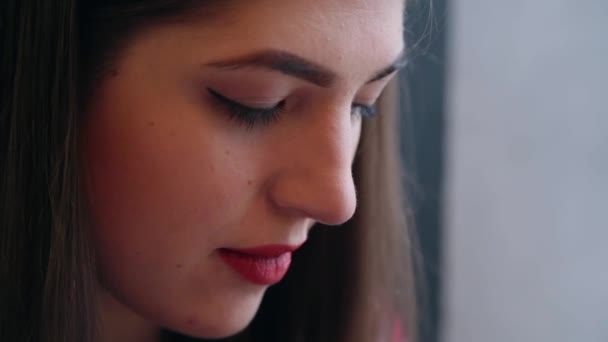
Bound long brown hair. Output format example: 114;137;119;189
0;1;418;341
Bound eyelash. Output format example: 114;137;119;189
208;89;284;129
208;88;377;129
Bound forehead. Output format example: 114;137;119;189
185;0;405;80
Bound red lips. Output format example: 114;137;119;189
218;244;302;285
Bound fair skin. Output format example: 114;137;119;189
83;0;404;341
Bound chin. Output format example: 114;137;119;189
187;311;257;339
168;288;265;339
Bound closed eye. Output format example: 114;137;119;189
352;103;377;118
208;88;284;129
208;88;378;130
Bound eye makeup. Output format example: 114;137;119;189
208;88;285;129
207;88;378;130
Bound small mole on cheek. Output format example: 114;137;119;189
176;264;183;269
147;121;155;127
225;150;231;156
135;251;141;256
247;180;253;186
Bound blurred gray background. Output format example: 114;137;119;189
402;1;608;341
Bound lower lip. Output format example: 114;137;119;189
218;249;292;285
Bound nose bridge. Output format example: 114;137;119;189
269;106;358;226
303;109;352;168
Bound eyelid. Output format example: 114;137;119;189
209;87;377;125
207;88;285;129
207;88;281;111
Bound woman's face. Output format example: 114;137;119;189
84;0;404;339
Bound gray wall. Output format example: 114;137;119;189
442;0;608;341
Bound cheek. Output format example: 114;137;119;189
84;114;227;255
82;83;270;335
81;76;259;302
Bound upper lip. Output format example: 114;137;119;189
220;243;304;258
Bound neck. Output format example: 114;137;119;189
96;287;161;342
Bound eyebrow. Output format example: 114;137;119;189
206;48;407;88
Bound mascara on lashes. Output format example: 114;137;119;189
207;88;378;129
208;88;284;128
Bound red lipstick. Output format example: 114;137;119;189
218;244;301;285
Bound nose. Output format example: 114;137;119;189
267;107;359;226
